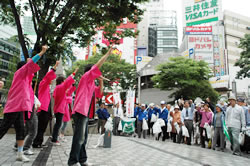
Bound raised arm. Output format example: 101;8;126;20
53;61;60;71
96;47;113;69
32;45;48;63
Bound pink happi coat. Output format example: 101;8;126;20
37;69;56;112
53;76;75;115
4;60;40;114
63;85;76;122
73;65;103;118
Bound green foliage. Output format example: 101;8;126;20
0;0;148;84
235;34;250;78
66;52;136;92
152;57;219;103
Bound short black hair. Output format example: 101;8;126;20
84;64;94;73
56;76;65;85
17;61;26;71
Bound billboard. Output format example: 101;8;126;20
209;75;229;89
186;26;212;35
212;25;226;76
183;0;222;26
188;35;214;64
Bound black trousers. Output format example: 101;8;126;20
158;126;167;141
184;120;193;145
200;127;208;147
33;110;50;146
172;132;182;143
52;113;64;142
0;112;25;140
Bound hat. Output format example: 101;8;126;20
105;103;109;106
174;105;180;110
216;104;224;111
237;98;245;102
228;95;236;101
149;103;155;107
141;104;146;107
160;101;166;105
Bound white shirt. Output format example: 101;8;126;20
113;106;123;118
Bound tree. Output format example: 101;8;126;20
66;52;136;93
152;57;219;103
235;34;250;79
0;0;147;83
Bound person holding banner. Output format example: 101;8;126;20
225;95;246;156
68;47;112;166
137;104;148;139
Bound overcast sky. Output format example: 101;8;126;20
164;0;250;46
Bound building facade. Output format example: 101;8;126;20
224;10;250;99
0;39;20;80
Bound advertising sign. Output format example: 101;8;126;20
209;75;229;89
126;89;135;118
186;26;212;35
188;35;213;64
183;0;222;26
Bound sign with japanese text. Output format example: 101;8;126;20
188;35;214;64
186;26;212;35
126;88;135;118
212;25;226;76
183;0;222;26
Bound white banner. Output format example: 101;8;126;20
126;89;135;118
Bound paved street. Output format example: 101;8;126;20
0;134;249;166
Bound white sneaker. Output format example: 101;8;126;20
16;152;30;162
61;137;68;142
70;163;81;166
24;149;34;155
52;141;61;146
82;161;93;166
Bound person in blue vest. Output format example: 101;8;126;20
137;104;148;139
147;103;158;135
157;101;169;141
134;103;139;133
96;103;110;134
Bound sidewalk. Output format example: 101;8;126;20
0;134;249;166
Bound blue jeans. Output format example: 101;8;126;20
52;113;63;142
68;113;89;165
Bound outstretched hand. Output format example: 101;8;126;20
74;67;79;74
42;45;48;53
53;61;60;70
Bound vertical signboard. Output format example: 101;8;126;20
186;26;213;65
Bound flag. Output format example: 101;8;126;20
223;119;231;143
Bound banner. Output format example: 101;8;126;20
126;88;135;118
183;0;222;26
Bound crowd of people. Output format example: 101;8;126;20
127;97;249;156
95;96;249;156
0;45;114;166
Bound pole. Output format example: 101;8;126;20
138;75;141;104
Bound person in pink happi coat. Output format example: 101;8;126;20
32;61;59;148
68;47;113;166
51;68;78;145
59;85;76;142
0;45;48;162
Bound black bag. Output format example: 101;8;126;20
240;133;250;153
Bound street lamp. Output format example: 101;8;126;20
232;79;237;97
